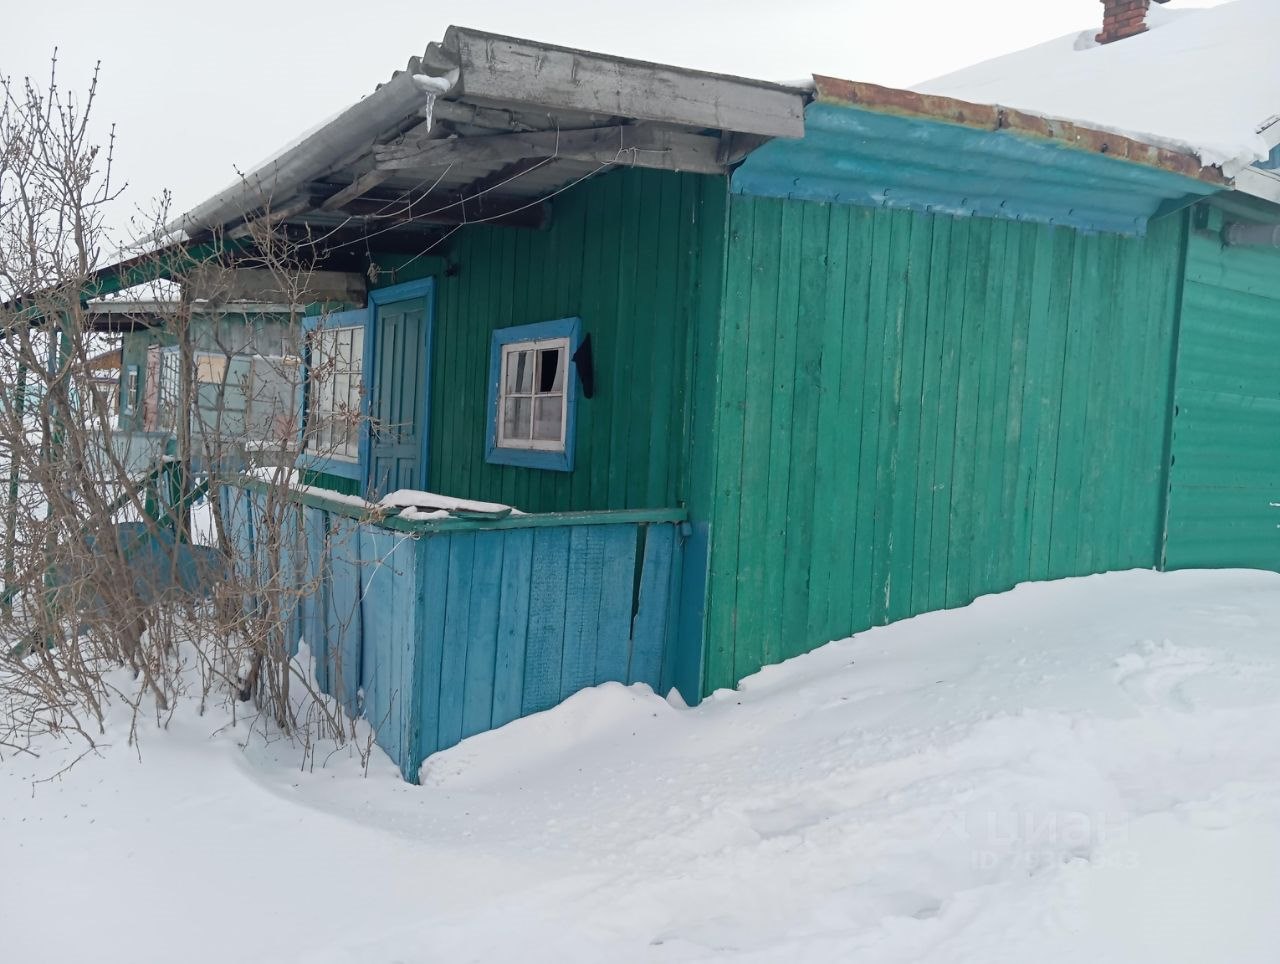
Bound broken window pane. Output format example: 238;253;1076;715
537;347;563;393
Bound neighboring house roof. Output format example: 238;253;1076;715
84;347;122;373
917;0;1280;186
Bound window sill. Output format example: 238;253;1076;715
485;443;574;473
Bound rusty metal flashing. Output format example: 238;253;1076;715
812;76;1226;186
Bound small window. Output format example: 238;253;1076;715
306;324;365;462
122;365;139;416
156;347;181;433
486;318;581;472
498;338;569;450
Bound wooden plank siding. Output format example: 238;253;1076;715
370;167;729;516
1164;209;1280;570
222;485;685;781
703;197;1186;693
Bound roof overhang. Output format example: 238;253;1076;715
94;26;808;290
77;299;302;333
732;77;1227;236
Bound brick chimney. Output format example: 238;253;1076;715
1096;0;1169;45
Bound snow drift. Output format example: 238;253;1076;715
4;568;1280;961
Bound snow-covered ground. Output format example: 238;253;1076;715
4;568;1280;962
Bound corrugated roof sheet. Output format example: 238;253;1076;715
733;78;1223;236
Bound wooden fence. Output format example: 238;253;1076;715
220;482;688;780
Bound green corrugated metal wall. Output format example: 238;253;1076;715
1164;211;1280;570
373;167;727;514
703;197;1186;692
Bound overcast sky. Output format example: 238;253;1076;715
7;0;1230;242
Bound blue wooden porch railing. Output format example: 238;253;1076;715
219;481;691;781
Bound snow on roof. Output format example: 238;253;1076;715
916;0;1280;177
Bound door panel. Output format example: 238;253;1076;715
368;297;428;496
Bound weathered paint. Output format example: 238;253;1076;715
220;484;686;781
1164;207;1280;570
810;77;1225;186
366;279;434;494
370;166;728;515
702;195;1186;693
118;328;174;433
114;309;294;435
733;100;1220;236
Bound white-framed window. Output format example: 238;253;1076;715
306;324;365;461
156;347;181;432
497;336;570;451
486;317;580;472
123;365;139;416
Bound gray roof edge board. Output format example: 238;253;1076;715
85;301;304;315
174;69;432;241
439;25;808;97
437;26;808;138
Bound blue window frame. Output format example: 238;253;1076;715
296;308;368;483
486;317;581;472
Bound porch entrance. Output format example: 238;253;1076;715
366;279;434;496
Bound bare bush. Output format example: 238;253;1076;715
0;57;372;770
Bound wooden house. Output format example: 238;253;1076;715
85;298;305;475
90;15;1280;780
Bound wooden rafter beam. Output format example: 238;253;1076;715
226;194;319;239
326;191;551;230
320;169;396;211
374;124;727;176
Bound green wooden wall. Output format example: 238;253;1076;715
372;167;727;515
703;196;1187;692
1164;209;1280;570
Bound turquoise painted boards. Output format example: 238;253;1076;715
367;281;433;496
372;167;729;516
220;485;686;781
703;197;1186;692
1165;212;1280;570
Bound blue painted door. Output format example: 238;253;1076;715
366;281;433;496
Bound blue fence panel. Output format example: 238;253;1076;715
358;527;419;779
300;506;329;688
461;530;505;740
521;527;572;716
560;526;604;701
594;526;638;686
325;516;364;717
414;534;451;768
437;532;475;749
223;485;687;784
630;524;676;686
490;529;534;729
